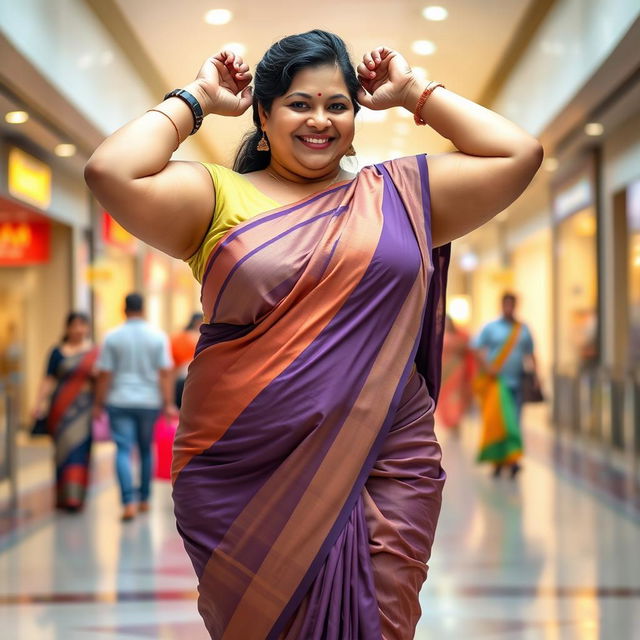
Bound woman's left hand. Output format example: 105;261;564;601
357;47;417;111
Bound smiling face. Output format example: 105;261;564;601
260;64;356;180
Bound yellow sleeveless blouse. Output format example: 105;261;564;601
186;163;280;283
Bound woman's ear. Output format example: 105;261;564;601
258;103;268;129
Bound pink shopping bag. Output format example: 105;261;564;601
154;415;178;480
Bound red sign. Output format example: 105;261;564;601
102;212;137;252
0;220;50;265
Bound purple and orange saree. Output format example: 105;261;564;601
172;155;450;639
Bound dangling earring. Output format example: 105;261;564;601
257;132;270;152
345;143;356;157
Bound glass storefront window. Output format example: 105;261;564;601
555;206;599;374
628;180;640;370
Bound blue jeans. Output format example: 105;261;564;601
107;406;159;505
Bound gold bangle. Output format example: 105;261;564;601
413;82;445;126
146;108;181;149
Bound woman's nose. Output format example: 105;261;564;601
307;111;332;129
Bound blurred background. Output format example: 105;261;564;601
0;1;639;638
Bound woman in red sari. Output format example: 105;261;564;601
435;315;475;433
85;30;542;640
32;312;97;511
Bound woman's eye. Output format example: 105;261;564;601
289;102;308;109
330;103;348;111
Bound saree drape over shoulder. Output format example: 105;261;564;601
172;155;450;640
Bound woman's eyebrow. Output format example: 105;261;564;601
284;92;349;100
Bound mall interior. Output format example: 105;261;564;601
0;1;639;638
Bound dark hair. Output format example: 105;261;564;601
62;311;90;343
185;312;204;331
125;292;144;313
502;292;517;305
233;30;361;174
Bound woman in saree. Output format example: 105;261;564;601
32;312;97;511
435;315;475;434
85;29;542;639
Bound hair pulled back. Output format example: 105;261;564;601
62;311;90;343
233;30;361;174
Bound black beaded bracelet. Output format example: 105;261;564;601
163;89;204;135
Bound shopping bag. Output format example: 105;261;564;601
154;415;178;480
92;410;111;442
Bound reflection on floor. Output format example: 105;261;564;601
1;410;639;639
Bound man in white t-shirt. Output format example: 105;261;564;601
94;293;176;521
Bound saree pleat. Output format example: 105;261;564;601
172;155;450;639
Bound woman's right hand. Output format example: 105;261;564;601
188;51;253;117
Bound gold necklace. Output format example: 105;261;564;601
265;168;344;187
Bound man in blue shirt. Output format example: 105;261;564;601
472;292;539;478
94;293;176;520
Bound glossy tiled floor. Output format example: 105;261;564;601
1;412;639;639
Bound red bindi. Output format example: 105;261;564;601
317;93;322;97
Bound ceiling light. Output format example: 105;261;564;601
5;111;29;124
460;252;478;272
422;6;448;21
204;9;232;25
55;143;76;157
585;122;603;136
448;295;471;325
221;42;246;56
411;40;437;56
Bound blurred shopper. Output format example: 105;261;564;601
93;293;175;521
170;312;203;408
472;293;539;478
85;30;542;639
436;315;475;434
32;312;97;512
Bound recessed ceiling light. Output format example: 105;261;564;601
5;111;29;124
411;40;437;56
422;6;448;21
55;143;76;157
204;9;232;25
585;122;603;136
221;42;246;57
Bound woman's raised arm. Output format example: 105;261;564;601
84;52;253;259
357;47;543;247
406;85;543;247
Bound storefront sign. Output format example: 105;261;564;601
0;220;50;265
8;148;52;209
102;211;137;252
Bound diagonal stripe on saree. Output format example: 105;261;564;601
172;154;450;640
